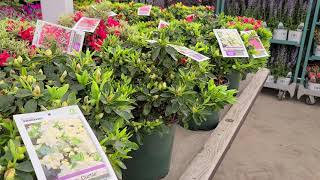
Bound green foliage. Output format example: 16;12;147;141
0;19;30;56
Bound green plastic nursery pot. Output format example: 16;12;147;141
123;125;175;180
227;71;242;90
187;111;220;131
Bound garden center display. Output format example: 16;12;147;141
0;0;271;180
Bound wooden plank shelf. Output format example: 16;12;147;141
270;39;300;47
309;55;320;61
163;68;269;180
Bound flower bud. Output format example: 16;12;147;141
32;85;41;97
4;168;15;180
62;101;68;107
95;69;101;83
60;70;68;83
95;113;104;120
76;63;81;72
44;49;52;57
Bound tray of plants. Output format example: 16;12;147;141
0;1;271;180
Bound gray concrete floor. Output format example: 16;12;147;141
214;89;320;180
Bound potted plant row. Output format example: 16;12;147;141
0;1;271;180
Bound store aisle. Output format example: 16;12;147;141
214;89;320;180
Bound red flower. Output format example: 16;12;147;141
74;11;84;22
180;58;187;65
248;17;255;24
19;26;35;42
0;51;10;67
107;17;120;27
253;24;261;30
185;14;194;23
243;18;249;23
317;72;320;79
114;30;121;37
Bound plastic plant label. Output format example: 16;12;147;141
108;11;117;17
138;5;152;16
158;20;169;29
14;105;118;180
32;20;85;55
213;29;249;58
146;40;158;44
169;44;210;62
73;17;101;33
241;30;269;58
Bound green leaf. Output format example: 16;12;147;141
57;84;69;99
0;95;15;112
16;161;34;172
15;170;34;180
114;110;134;121
143;103;151;116
24;99;37;113
152;47;161;61
16;89;32;98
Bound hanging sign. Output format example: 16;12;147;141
14;105;118;180
241;30;269;58
169;44;210;62
32;20;85;55
73;17;101;33
213;29;249;58
158;20;169;29
138;5;152;16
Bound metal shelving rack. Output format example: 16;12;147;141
264;0;313;100
219;0;314;100
297;0;320;104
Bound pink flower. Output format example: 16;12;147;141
185;14;194;22
306;66;311;72
227;21;236;26
309;72;316;79
317;72;320;79
107;17;120;27
74;11;84;22
206;6;215;11
0;51;10;67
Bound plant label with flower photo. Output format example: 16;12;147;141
169;44;210;62
14;105;118;180
213;29;249;58
32;20;85;55
138;5;152;16
73;17;101;33
241;30;269;58
158;20;169;29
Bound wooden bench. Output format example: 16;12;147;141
163;68;270;180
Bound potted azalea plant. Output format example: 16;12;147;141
307;64;320;91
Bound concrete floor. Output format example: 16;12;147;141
214;89;320;180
